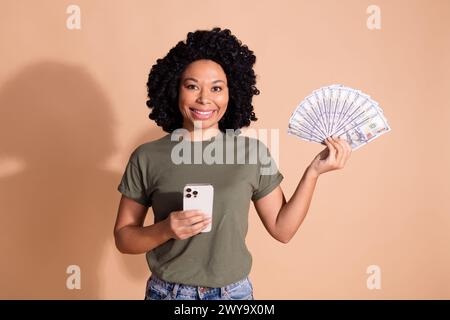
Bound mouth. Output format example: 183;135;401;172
189;108;217;120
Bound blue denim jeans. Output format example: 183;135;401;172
145;273;254;300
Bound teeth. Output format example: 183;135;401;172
192;109;213;115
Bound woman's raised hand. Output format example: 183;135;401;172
308;136;352;178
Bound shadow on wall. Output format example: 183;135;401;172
0;61;163;298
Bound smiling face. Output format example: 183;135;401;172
178;59;229;132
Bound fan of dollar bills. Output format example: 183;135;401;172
288;84;391;150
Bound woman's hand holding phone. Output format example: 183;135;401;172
164;210;212;240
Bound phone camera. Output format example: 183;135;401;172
186;188;191;192
186;193;191;198
193;191;198;195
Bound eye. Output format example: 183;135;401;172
212;86;222;92
186;84;197;90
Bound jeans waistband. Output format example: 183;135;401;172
150;273;250;291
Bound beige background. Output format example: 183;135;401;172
0;0;449;299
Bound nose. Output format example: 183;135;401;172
196;89;210;104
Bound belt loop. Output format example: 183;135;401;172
220;286;227;299
172;283;180;297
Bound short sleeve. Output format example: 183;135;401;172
251;141;284;201
117;151;151;207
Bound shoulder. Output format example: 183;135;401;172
128;133;172;165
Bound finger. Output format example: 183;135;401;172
345;140;353;155
343;143;352;164
179;210;205;220
184;215;207;226
335;137;351;167
180;218;204;233
189;218;212;235
325;137;336;159
337;137;351;154
337;138;351;161
324;137;335;153
332;136;344;164
335;136;349;155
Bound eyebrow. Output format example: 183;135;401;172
183;77;226;84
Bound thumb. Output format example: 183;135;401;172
317;147;329;161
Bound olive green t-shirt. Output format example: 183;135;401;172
117;130;283;288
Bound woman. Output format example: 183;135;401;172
114;27;351;300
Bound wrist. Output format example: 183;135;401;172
306;166;320;180
161;218;173;240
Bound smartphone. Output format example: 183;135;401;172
183;183;214;233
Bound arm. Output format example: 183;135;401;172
114;195;171;254
253;136;352;244
114;195;211;254
253;168;318;243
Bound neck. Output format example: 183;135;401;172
182;125;221;141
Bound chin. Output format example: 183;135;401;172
191;121;217;130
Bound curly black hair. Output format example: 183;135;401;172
146;27;260;133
